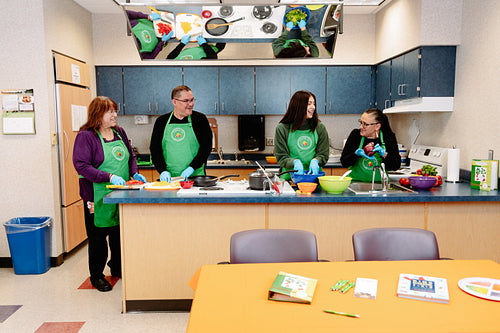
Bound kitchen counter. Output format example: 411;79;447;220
105;181;500;204
109;179;499;313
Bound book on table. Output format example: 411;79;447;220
268;271;317;304
471;159;498;191
396;273;449;304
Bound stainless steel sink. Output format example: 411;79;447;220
348;182;416;195
206;160;253;166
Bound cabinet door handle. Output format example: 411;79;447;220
397;84;401;96
401;84;406;95
118;103;121;113
385;100;390;109
221;102;224;112
63;130;69;161
148;102;151;113
214;103;217;112
329;101;331;112
156;103;158;114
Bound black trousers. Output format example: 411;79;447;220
84;202;121;280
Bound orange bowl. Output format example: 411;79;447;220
266;156;277;164
297;182;317;194
180;180;194;189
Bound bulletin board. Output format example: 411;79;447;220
1;89;35;134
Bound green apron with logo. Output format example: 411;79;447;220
132;19;158;53
93;130;130;228
348;131;387;182
176;45;219;60
281;125;319;181
162;113;205;177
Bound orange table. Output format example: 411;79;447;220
187;260;500;333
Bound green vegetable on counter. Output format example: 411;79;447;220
285;9;308;24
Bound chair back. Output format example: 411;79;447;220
230;229;318;264
352;227;440;261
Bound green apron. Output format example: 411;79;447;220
93;130;130;228
132;19;158;53
162;113;205;177
176;45;219;60
348;131;387;182
281;126;319;181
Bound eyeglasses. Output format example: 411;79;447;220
174;98;196;104
107;110;118;114
358;119;379;127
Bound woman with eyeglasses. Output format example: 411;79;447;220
73;96;146;292
340;108;401;182
150;85;212;182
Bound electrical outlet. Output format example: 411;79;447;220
266;137;274;146
134;115;149;125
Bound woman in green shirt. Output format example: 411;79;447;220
274;90;330;181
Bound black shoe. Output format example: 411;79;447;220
111;270;121;278
90;277;112;292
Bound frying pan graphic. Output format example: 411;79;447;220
205;17;245;36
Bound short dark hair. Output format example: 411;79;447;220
276;43;310;58
171;85;192;99
364;108;395;135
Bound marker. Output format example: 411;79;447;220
323;309;360;318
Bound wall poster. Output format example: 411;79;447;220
1;89;35;134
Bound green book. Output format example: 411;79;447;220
471;159;498;191
268;271;317;304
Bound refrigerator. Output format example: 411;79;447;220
54;53;91;252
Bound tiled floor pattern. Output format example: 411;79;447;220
0;244;190;332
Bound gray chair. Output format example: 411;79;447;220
229;229;319;264
352;227;441;261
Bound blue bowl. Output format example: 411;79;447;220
283;6;311;30
291;171;326;184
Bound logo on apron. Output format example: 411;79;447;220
141;30;153;43
171;127;186;142
296;135;313;150
112;146;127;161
361;157;378;169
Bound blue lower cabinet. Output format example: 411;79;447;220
327;66;373;114
219;67;255;115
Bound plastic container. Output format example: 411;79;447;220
3;217;52;274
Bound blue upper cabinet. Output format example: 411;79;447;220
255;67;291;115
290;66;326;114
219;67;255;115
96;67;124;114
183;66;219;115
123;67;155;115
326;66;373;114
152;67;183;115
420;46;456;97
391;48;419;101
375;60;391;110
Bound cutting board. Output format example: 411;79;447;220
106;184;145;190
175;13;203;42
153;11;175;38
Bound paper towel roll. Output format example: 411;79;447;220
447;148;460;182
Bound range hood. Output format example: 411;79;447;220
383;97;454;114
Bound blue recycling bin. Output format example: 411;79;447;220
3;217;52;274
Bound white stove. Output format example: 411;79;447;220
177;179;296;197
388;144;449;181
201;5;286;39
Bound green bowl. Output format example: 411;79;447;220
318;176;352;194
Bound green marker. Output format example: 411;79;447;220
323;309;360;318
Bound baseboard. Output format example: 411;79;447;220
125;299;192;312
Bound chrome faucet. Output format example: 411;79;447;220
234;151;239;161
217;147;224;161
371;162;389;192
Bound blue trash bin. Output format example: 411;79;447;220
3;217;52;274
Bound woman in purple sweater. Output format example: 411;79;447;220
73;96;146;292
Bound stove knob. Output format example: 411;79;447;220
435;152;441;157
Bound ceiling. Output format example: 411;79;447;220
73;0;388;14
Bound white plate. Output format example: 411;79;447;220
458;277;500;301
175;13;203;42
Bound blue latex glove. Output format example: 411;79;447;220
197;35;207;45
180;34;191;45
160;171;171;182
180;166;194;180
293;159;304;175
286;21;295;30
150;13;161;21
308;159;320;175
373;143;386;157
298;20;306;29
133;172;147;183
110;175;126;186
162;31;174;42
355;148;375;160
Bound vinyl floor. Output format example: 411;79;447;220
0;243;189;332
